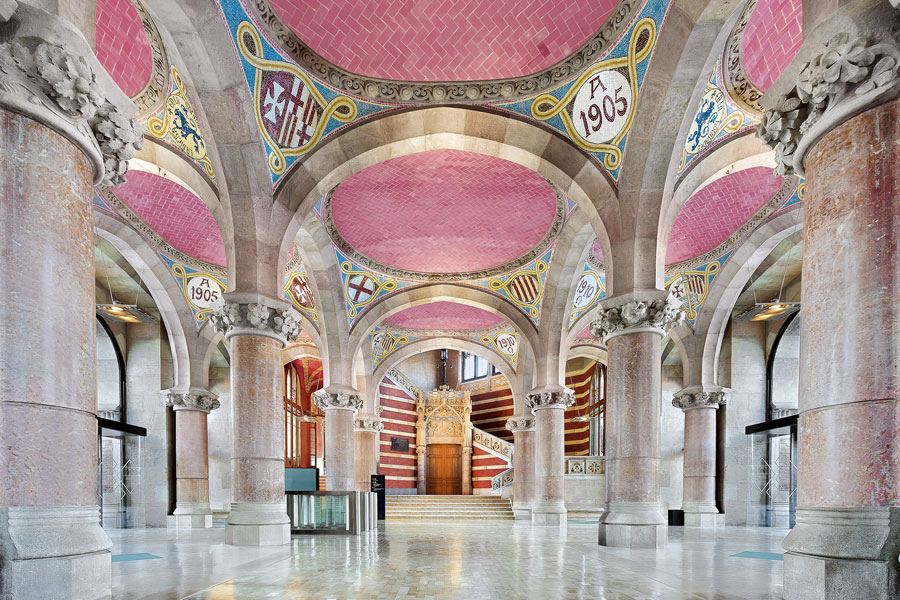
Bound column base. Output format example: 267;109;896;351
599;501;668;548
531;501;567;526
682;501;723;528
225;502;290;546
512;505;532;520
783;507;900;600
0;506;111;600
168;502;213;529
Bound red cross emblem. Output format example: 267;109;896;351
260;72;319;149
288;274;315;310
347;274;377;304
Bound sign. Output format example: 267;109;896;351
571;70;633;145
390;437;409;452
572;272;601;309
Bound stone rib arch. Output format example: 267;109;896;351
346;284;539;369
566;345;608;366
275;106;618;286
687;208;802;389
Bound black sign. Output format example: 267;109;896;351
390;436;409;452
371;474;386;520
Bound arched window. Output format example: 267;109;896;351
767;311;800;420
96;316;125;421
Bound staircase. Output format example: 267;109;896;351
385;495;515;520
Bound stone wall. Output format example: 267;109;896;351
208;366;233;512
660;362;685;514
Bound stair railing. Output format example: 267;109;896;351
491;467;514;493
471;425;514;462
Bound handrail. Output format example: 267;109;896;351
491;467;514;492
565;456;605;475
386;367;420;399
471;425;514;462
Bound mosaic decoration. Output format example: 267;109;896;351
476;328;520;369
370;327;414;368
677;62;756;177
338;251;413;325
146;64;215;179
664;251;731;325
494;0;670;182
470;248;553;324
779;179;804;212
162;256;227;327
283;262;318;323
569;263;607;329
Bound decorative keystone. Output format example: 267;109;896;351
525;389;575;411
165;389;220;413
354;416;384;432
757;31;900;177
505;416;536;433
313;390;363;411
590;292;683;342
209;300;301;344
672;389;726;411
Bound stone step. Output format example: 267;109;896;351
384;495;514;520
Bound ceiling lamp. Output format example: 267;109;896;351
96;237;158;324
735;301;800;322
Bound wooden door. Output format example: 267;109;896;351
426;444;462;494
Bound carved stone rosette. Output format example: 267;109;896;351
353;416;384;433
590;292;684;343
672;389;726;411
0;4;143;186
525;389;575;412
209;300;301;345
757;29;900;177
313;390;363;412
165;390;221;413
506;416;536;433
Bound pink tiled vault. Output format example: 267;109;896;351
741;0;802;91
666;167;783;265
114;171;227;266
384;302;505;330
591;239;604;263
330;149;557;274
269;0;618;82
95;0;154;97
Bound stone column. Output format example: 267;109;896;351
462;447;473;495
354;415;383;492
526;388;574;526
756;15;900;598
314;388;362;492
672;388;725;527
506;416;536;519
210;295;301;546
0;7;142;599
592;293;682;548
164;389;220;528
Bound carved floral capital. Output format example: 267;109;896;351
672;389;726;411
525;389;575;411
757;30;900;177
165;390;220;413
506;416;536;432
354;416;384;432
590;292;683;342
0;15;143;186
209;300;301;344
314;390;363;412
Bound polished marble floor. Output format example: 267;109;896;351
108;522;787;600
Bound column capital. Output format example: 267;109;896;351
757;11;900;177
525;388;575;412
209;294;301;345
164;388;220;413
506;415;536;432
353;415;384;432
0;3;142;186
672;387;727;411
314;388;362;412
590;291;683;343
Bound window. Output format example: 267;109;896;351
461;353;497;382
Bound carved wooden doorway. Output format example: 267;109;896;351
426;444;462;494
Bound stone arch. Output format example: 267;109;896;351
566;345;608;366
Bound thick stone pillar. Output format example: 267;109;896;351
353;415;383;492
673;388;725;527
0;7;141;599
506;416;536;519
164;390;220;528
210;296;301;546
592;293;682;548
314;388;362;492
526;388;574;526
756;13;900;598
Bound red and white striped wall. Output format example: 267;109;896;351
377;375;418;490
